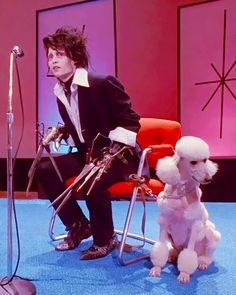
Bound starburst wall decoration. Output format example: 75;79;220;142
179;0;236;157
195;9;236;139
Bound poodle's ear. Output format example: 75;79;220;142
156;155;181;185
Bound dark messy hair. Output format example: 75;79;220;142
43;26;89;68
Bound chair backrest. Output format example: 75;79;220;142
137;118;181;168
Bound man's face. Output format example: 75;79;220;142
47;47;76;82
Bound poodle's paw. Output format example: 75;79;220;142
198;256;211;271
177;271;190;284
149;266;162;277
198;261;209;271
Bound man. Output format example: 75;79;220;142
38;26;145;260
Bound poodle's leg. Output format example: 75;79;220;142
177;248;198;283
177;220;205;283
198;221;221;270
149;241;169;277
198;255;212;271
149;225;169;277
186;220;206;250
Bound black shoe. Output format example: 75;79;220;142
80;234;119;260
55;220;92;251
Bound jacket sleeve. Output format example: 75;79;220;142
104;75;140;146
102;76;140;145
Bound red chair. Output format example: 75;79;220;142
48;118;181;265
108;118;181;198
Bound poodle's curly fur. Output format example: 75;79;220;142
149;136;221;283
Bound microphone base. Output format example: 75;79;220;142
0;276;36;294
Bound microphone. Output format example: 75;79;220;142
12;45;24;58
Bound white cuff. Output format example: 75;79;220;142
108;127;137;147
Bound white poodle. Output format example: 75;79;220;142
149;136;221;283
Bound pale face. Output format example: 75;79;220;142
47;47;76;82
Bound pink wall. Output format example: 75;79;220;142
0;0;204;158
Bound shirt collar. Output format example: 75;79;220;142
54;68;90;97
72;68;90;87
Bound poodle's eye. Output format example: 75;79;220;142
190;160;198;165
203;159;207;163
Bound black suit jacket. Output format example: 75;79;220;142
57;72;141;152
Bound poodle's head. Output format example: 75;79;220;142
156;136;218;185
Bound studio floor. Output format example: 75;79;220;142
0;198;235;295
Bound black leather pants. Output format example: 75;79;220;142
37;148;140;246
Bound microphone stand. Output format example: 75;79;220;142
0;47;36;294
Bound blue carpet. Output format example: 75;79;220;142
0;199;235;295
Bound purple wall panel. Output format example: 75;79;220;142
180;0;236;157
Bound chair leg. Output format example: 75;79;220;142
116;147;156;265
48;209;67;241
116;186;156;266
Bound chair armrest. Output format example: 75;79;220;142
147;144;174;168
